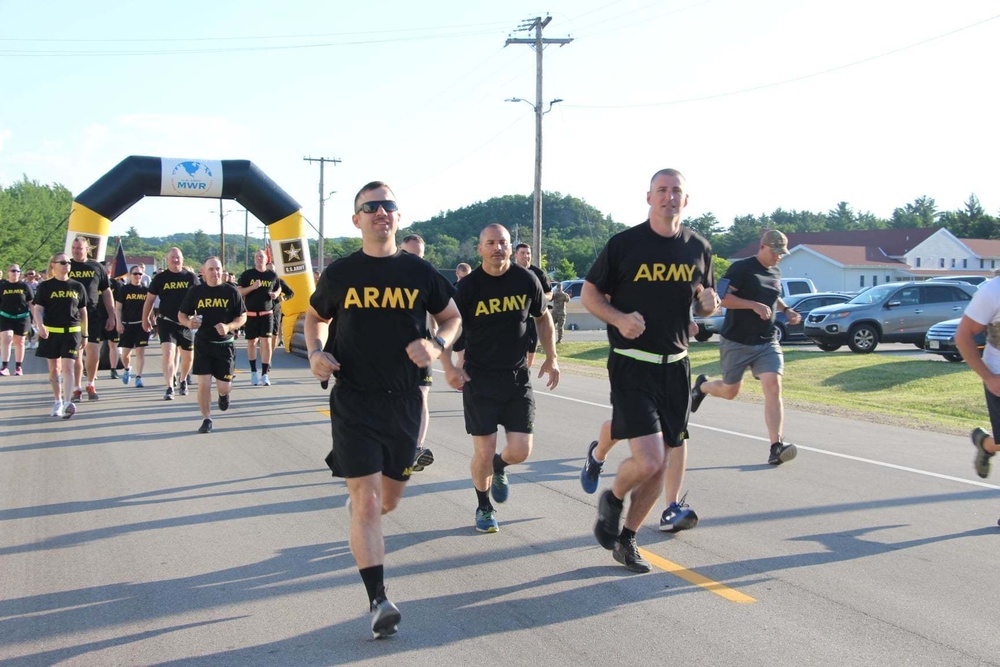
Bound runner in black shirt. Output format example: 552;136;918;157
116;266;152;388
582;168;717;573
238;250;280;386
143;247;199;400
305;181;461;639
514;243;552;368
0;263;34;376
441;224;559;534
67;236;115;401
178;257;247;434
33;252;89;418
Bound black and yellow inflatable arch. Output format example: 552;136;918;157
66;155;314;349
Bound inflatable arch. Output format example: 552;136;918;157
66;155;314;350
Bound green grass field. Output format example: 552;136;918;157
553;341;988;435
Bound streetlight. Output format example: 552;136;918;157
236;208;250;271
506;96;562;265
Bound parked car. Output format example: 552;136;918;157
926;275;991;286
803;281;976;353
776;292;851;342
923;317;986;362
780;278;816;297
693;308;726;342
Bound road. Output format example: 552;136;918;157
1;341;998;666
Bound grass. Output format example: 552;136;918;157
553;340;988;435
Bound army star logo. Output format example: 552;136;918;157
284;243;302;262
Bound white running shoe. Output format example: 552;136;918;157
261;374;270;386
51;400;64;417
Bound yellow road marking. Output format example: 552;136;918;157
639;548;756;604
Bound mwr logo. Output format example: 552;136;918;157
170;161;214;194
280;240;306;274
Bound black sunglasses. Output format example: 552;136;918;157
131;272;143;276
53;260;71;265
8;268;20;272
356;200;398;214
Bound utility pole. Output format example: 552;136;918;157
505;16;572;265
237;208;250;271
303;156;341;270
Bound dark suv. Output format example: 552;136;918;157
803;281;976;353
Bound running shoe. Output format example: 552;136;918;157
219;393;230;412
186;374;193;385
768;441;797;465
594;489;622;550
972;427;994;479
164;386;174;401
580;440;603;494
178;380;188;396
475;507;499;533
0;367;9;376
690;374;708;413
135;376;144;388
251;371;259;386
51;400;64;417
198;418;213;434
62;402;76;420
412;447;434;472
110;369;119;380
261;374;271;386
14;367;22;376
613;536;652;573
660;494;699;533
491;468;509;504
370;592;401;639
86;385;98;401
71;388;82;403
122;368;131;384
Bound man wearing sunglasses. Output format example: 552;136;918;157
0;264;35;376
305;181;461;639
238;249;280;386
68;236;116;402
116;265;153;387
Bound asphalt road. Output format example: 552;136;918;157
1;341;998;666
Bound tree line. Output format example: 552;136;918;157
2;176;995;281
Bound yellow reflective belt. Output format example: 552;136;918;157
45;325;82;333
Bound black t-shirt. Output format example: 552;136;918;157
526;265;551;294
453;264;545;370
178;283;247;343
238;268;279;312
720;256;782;345
68;259;110;311
0;280;34;316
148;269;199;321
586;221;713;355
310;249;455;393
33;278;88;327
117;283;149;323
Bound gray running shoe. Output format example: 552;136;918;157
370;594;401;639
768;441;797;465
972;427;994;478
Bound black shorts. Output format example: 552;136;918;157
608;352;691;447
96;311;119;343
158;318;193;350
36;332;82;360
324;382;422;482
244;313;274;339
984;385;1000;447
119;323;150;349
462;365;535;436
86;306;103;340
525;318;539;350
191;338;236;382
419;367;433;387
0;315;30;336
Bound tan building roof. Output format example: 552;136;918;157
730;227;939;259
796;244;907;268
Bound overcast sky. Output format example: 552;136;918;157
2;0;997;244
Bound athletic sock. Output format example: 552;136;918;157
359;565;385;604
1;362;7;370
261;363;270;375
476;488;491;510
249;360;258;372
493;452;508;474
15;362;22;370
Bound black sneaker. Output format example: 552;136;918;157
768;441;797;465
370;594;401;639
972;427;994;478
613;536;652;573
412;447;434;472
594;489;622;550
659;493;699;533
690;374;708;413
178;380;188;396
219;393;230;412
198;418;213;434
164;387;174;401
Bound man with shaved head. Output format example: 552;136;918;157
142;247;199;400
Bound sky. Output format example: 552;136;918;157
1;0;998;247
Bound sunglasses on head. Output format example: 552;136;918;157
53;260;71;265
356;200;398;214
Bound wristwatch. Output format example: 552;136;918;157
433;335;447;350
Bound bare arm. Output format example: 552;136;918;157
956;315;1000;396
305;306;339;382
141;293;156;332
533;310;560;389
